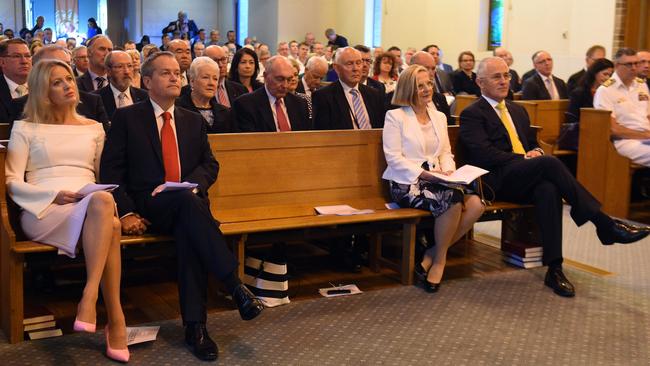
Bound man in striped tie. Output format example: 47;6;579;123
313;46;385;130
201;45;247;108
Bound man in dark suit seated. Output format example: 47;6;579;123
93;50;148;120
295;55;328;97
423;44;454;96
10;45;109;130
199;45;247;108
460;57;650;298
567;45;606;93
77;35;113;92
233;56;310;132
521;50;569;100
313;47;385;130
71;46;89;77
100;52;263;361
0;38;31;123
353;45;386;95
409;51;452;122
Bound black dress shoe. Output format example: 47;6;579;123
232;284;264;321
185;323;218;361
544;266;575;297
597;221;650;245
423;281;441;293
414;263;428;282
613;218;650;232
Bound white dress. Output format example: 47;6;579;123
5;120;106;258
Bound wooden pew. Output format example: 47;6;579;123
576;108;646;218
0;128;541;343
514;100;570;156
452;95;478;118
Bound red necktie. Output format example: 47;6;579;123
275;98;291;132
218;84;230;108
161;112;180;182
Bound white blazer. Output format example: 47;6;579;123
382;105;455;184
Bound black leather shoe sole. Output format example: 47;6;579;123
544;279;576;297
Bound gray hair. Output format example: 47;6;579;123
476;56;506;78
141;51;175;78
71;45;87;57
306;55;328;71
333;47;360;65
188;56;219;80
264;55;291;73
614;47;637;61
32;44;71;65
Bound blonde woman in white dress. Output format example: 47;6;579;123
5;59;129;362
383;65;484;293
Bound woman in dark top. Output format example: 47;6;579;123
451;51;481;96
558;58;614;151
228;48;263;93
177;57;233;133
566;58;614;123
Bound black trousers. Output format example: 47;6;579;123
493;156;601;265
137;190;238;324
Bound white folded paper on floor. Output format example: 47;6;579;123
314;205;375;216
76;183;119;197
319;284;363;298
126;326;160;345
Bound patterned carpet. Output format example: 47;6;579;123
2;207;650;365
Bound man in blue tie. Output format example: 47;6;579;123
313;47;385;130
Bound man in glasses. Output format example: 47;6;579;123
94;50;148;120
0;38;31;122
521;50;568;100
199;45;247;108
594;48;650;167
461;56;650;298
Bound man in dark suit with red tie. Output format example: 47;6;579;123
100;52;263;361
233;56;310;132
460;57;649;298
312;47;385;130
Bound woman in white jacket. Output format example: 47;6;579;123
383;65;484;293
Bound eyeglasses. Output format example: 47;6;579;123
3;53;32;60
361;58;372;64
618;61;640;68
111;63;133;70
213;57;228;64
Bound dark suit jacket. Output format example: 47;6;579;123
566;86;593;123
296;77;326;95
451;70;481;96
76;72;100;93
0;73;13;123
459;97;539;191
162;19;199;39
232;87;311;132
10;91;110;132
100;101;218;217
94;84;149;120
176;92;234;133
440;63;453;74
365;77;386;95
328;35;348;48
521;73;568;100
312;81;386;130
567;69;586;93
521;69;536;82
434;70;454;95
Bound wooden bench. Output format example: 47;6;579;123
576;108;647;218
0;128;540;343
514;100;571;156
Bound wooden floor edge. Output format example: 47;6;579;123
563;258;614;276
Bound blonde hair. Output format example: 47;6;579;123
391;64;428;107
24;59;81;123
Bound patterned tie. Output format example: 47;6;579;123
95;76;106;90
180;73;188;87
496;101;526;154
545;77;557;100
117;92;126;108
275;98;291;132
15;85;27;97
161;112;180;182
349;89;371;129
217;84;230;108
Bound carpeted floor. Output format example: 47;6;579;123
2;207;650;365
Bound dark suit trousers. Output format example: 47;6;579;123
138;190;238;324
494;156;601;264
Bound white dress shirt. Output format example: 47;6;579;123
340;80;369;130
538;72;559;100
110;84;133;109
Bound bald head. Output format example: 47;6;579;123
33;44;71;65
264;56;294;98
410;51;436;81
204;45;228;80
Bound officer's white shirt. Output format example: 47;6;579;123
594;72;650;132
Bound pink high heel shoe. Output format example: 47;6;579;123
73;318;96;333
105;326;130;363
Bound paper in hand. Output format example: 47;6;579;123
430;165;489;184
152;181;198;196
76;183;119;197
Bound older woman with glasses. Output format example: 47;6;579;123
382;65;484;293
